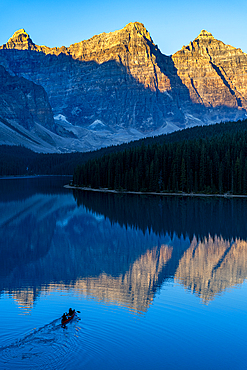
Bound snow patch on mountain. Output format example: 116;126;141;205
54;114;72;124
87;120;110;131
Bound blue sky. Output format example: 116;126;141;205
1;0;247;55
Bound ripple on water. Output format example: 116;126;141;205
0;316;85;370
0;311;123;370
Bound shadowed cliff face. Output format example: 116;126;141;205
1;22;247;153
0;24;173;93
0;65;54;131
0;24;187;133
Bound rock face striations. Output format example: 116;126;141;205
172;30;247;120
0;23;186;134
0;65;60;151
0;65;54;130
1;23;247;152
2;29;37;51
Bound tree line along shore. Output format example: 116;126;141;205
73;121;247;195
2;119;247;196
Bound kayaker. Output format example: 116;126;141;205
62;313;67;321
68;308;74;316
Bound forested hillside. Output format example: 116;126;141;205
2;119;247;182
73;121;247;194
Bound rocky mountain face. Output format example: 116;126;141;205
0;65;62;152
172;30;247;115
0;65;54;130
0;23;247;152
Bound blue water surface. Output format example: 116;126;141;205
0;176;247;369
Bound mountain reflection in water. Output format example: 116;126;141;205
1;177;247;312
175;236;247;302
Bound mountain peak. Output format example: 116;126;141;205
195;29;214;40
8;29;30;42
123;22;152;42
125;21;146;30
10;28;28;37
3;28;36;50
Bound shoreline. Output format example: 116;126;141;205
64;185;247;198
0;174;73;180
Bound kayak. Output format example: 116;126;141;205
61;310;75;325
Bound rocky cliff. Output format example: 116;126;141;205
0;23;187;134
172;30;247;117
0;65;54;130
1;24;247;152
0;65;62;151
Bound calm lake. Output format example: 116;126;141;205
0;176;247;369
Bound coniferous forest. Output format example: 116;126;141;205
2;119;247;195
73;122;247;195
